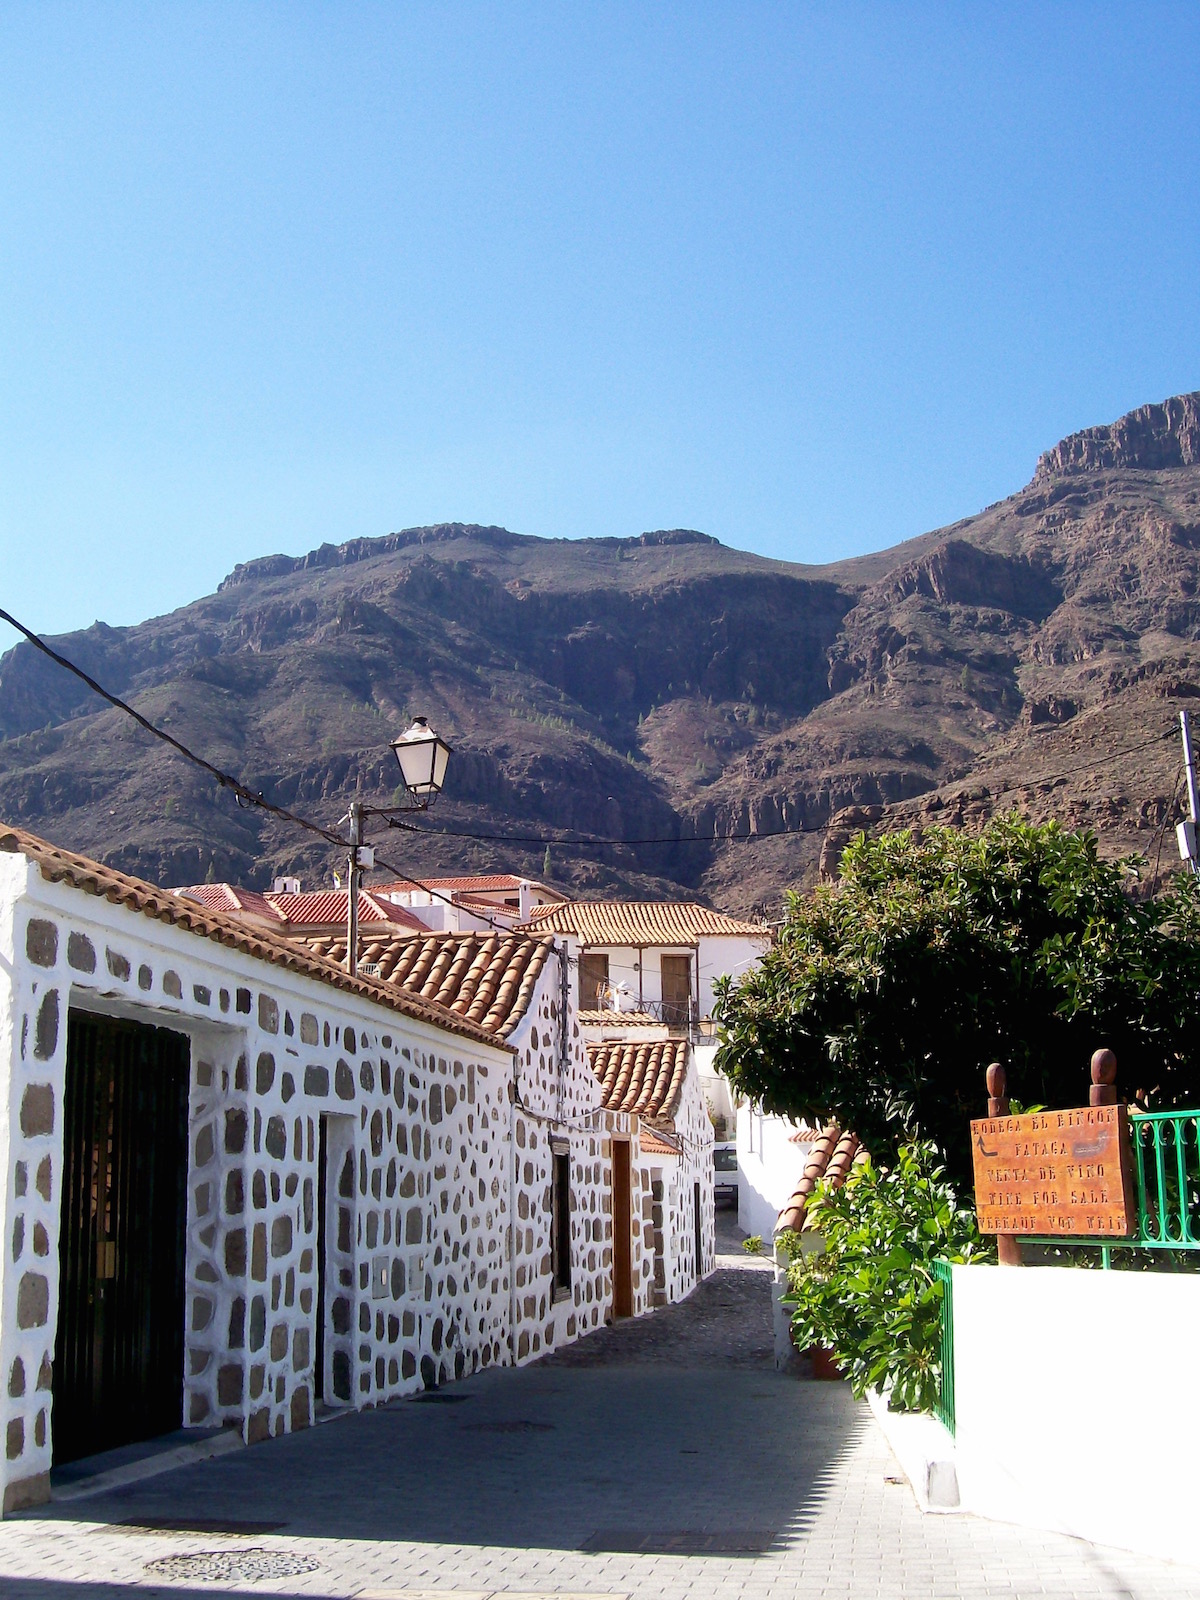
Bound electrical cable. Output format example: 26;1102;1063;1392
0;602;1184;864
0;605;346;849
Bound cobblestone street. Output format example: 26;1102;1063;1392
0;1218;1196;1600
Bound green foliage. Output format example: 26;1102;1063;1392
715;816;1200;1187
786;1141;986;1413
741;1234;764;1255
543;844;552;879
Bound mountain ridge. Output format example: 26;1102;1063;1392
3;389;1200;915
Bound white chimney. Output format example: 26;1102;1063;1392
518;879;533;921
273;876;301;894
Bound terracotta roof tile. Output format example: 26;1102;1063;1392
0;824;509;1052
524;900;768;946
776;1126;866;1233
302;930;554;1040
176;884;426;931
586;1038;690;1120
639;1125;681;1157
578;1009;660;1027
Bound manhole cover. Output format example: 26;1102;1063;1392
464;1419;555;1433
143;1548;320;1583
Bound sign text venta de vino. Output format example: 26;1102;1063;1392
971;1105;1135;1237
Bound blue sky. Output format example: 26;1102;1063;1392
2;4;1199;637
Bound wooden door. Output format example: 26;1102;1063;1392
579;953;610;1009
54;1012;189;1464
661;955;692;1027
611;1140;633;1318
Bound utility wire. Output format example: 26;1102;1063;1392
0;602;1185;864
0;605;345;849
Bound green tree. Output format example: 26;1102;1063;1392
714;817;1200;1188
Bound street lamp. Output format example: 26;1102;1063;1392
346;717;452;976
389;716;453;802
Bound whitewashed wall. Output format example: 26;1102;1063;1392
952;1262;1200;1567
737;1104;812;1239
0;852;630;1514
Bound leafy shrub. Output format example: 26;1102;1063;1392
785;1141;988;1414
741;1234;764;1255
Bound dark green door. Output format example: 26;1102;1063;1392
54;1012;190;1465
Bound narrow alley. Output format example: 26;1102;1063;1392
0;1219;1193;1600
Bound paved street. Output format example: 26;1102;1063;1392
1;1216;1196;1600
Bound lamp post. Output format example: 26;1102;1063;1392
344;717;453;975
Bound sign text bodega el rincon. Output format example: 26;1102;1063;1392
971;1104;1136;1237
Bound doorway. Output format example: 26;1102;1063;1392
693;1181;704;1280
54;1011;190;1465
611;1139;633;1318
661;955;692;1028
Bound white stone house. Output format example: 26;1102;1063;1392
0;826;671;1514
373;874;568;934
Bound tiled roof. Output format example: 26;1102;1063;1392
776;1126;865;1233
302;931;554;1040
0;824;509;1052
376;874;567;902
587;1038;690;1120
524;900;768;946
578;1009;660;1027
177;884;285;921
176;884;426;931
639;1125;681;1157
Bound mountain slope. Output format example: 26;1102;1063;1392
3;394;1200;914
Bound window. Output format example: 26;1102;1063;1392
551;1148;572;1297
579;952;609;1009
714;1147;738;1172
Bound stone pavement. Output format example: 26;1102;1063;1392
0;1217;1196;1600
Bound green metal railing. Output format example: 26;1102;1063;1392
932;1259;955;1434
1130;1110;1200;1248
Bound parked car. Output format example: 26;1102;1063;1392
713;1142;739;1207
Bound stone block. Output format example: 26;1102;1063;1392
25;919;57;967
193;984;211;1006
264;1117;286;1160
17;1273;47;1329
163;971;183;999
6;1418;23;1460
224;1109;247;1155
270;1324;288;1362
251;1224;267;1281
217;1363;243;1406
258;995;279;1034
8;1359;24;1399
225;1228;247;1276
256;1052;275;1094
281;1072;295;1104
33;993;59;1061
228;1297;246;1348
335;1061;354;1100
300;1012;319;1045
17;1094;53;1145
137;964;152;990
106;949;130;981
2;1471;49;1513
270;1216;292;1258
249;1295;266;1352
247;1406;270;1443
290;1384;311;1431
66;931;96;973
304;1065;328;1096
292;1327;310;1372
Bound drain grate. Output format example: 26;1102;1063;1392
411;1392;472;1405
580;1529;777;1555
143;1548;320;1583
464;1420;555;1433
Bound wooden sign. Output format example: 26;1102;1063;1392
971;1104;1135;1237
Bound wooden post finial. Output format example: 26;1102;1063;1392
987;1062;1009;1118
1090;1048;1118;1107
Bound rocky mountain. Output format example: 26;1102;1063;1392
3;392;1200;917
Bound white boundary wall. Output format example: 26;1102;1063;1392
952;1263;1200;1567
